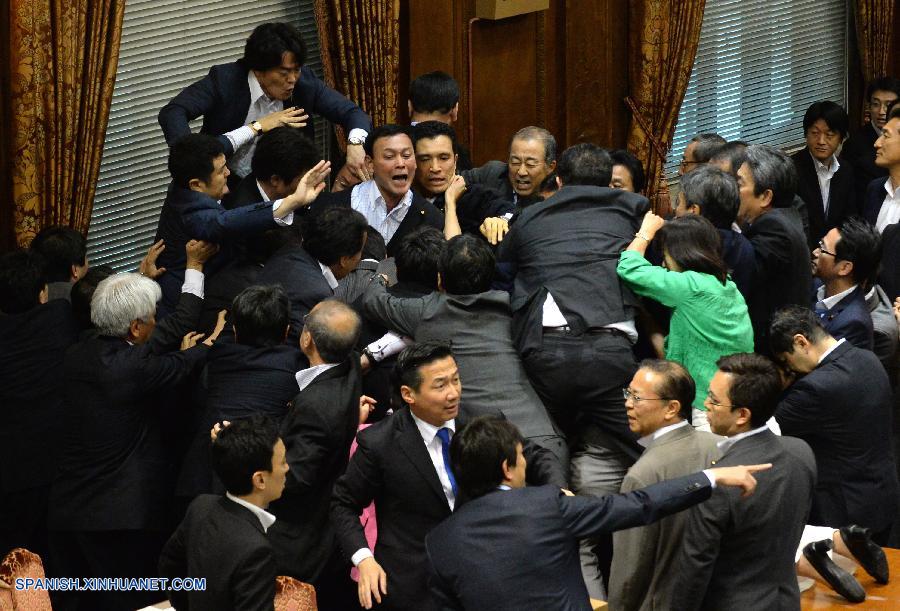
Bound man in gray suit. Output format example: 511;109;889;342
608;360;720;610
361;233;566;466
674;353;816;610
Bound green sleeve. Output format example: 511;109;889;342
616;250;691;308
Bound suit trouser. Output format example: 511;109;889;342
0;485;50;561
522;329;639;599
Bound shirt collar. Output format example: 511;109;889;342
294;362;340;392
816;284;858;310
817;337;846;365
497;484;512;491
716;424;770;453
885;177;900;199
318;262;339;290
637;420;690;448
809;149;840;175
410;411;455;445
247;71;274;106
256;179;271;202
225;492;277;533
361;180;414;214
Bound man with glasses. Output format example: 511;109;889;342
842;77;900;203
608;360;719;611
679;133;726;176
674;352;816;610
810;218;880;350
770;306;898;545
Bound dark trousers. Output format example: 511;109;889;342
48;529;165;611
0;485;50;560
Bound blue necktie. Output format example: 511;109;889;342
814;302;829;321
436;427;458;497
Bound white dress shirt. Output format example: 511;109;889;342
716;424;770;455
294;362;339;392
349;180;414;244
541;292;638;343
317;262;339;291
815;284;857;312
225;492;276;533
810;150;840;216
181;268;205;299
351;414;456;567
637;420;690;448
254;179;294;226
876;178;900;232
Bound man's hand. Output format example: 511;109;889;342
357;557;387;609
139;239;167;279
258;106;308;132
893;296;900;326
708;463;773;498
180;331;205;350
332;162;363;192
202;310;227;347
359;395;377;424
185;240;219;271
210;420;231;442
479;217;509;245
345;144;369;182
444;175;467;206
279;160;332;214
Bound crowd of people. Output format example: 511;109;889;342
3;20;900;611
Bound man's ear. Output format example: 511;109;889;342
760;188;775;210
251;470;267;492
793;333;810;351
548;160;558;172
365;156;375;176
450;102;459;122
400;384;415;406
836;259;854;278
735;406;753;428
187;177;206;193
500;458;514;483
407;100;414;117
70;264;80;282
128;319;142;341
39;284;49;305
688;203;702;216
299;327;313;352
436;272;444;292
555;175;563;189
665;400;682;421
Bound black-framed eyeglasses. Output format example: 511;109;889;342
704;389;737;409
816;239;837;257
623;388;673;402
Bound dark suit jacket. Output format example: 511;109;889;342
424;184;513;236
159;494;276;611
197;259;264;335
256;243;333;343
743;207;813;353
331;405;565;611
498;186;648;351
158;60;371;156
791;149;858;249
310;185;444;256
720;228;754;301
461;160;514;201
268;358;361;582
675;430;815;610
426;474;712;611
881;222;900;301
48;294;209;532
776;340;899;533
222;172;266;210
0;300;79;493
842;124;886;203
863;175;889;225
816;285;874;350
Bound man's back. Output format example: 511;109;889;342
159;494;276;611
675;430;815;610
608;425;720;610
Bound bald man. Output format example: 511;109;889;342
267;299;365;610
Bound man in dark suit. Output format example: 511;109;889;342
863;104;900;231
771;307;899;543
674;165;754;299
160;415;288;611
159;22;371;181
407;71;472;171
842;77;900;203
331;341;566;611
811;218;880;350
425;416;770;611
222;127;320;210
258;207;368;342
29;225;89;301
47;242;222;611
674;353;816;610
0;250;78;561
411;121;511;235
310;124;444;256
737;145;813;353
497;143;647;596
362;234;565;464
154;133;330;315
268;300;363;610
791;101;858;250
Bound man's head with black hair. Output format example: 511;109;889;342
302;207;368;280
393;341;460;423
769;306;833;375
450;416;525;499
231;285;290;347
812;217;882;290
243;23;306;101
211;415;288;505
412;121;459;197
681;133;727;175
251;128;319;199
736;145;798;224
609;149;646;193
709;141;748;178
169;134;230;200
675;165;740;229
394;226;445;290
557;143;612;188
30;225;88;283
705;353;782;434
439;235;495;295
408;71;460;123
866;76;900;131
0;250;48;314
803;101;848;165
364;124;416;206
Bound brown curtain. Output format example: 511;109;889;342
853;0;896;123
625;0;706;214
2;0;124;249
313;0;401;143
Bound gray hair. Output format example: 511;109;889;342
305;299;361;363
510;126;557;163
743;145;798;209
90;272;161;337
689;133;727;163
680;165;740;229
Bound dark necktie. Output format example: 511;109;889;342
814;302;829;321
436;427;458;497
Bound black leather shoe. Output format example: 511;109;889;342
840;525;889;584
803;539;866;603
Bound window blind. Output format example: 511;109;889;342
87;0;326;271
666;0;847;177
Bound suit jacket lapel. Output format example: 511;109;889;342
391;195;427;248
395;409;450;508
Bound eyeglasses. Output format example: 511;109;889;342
623;388;673;402
679;158;700;170
704;390;737;409
816;240;837;257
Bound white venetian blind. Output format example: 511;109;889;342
87;0;327;271
666;0;847;177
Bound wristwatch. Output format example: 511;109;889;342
249;120;263;136
348;134;365;146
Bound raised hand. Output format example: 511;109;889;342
139;239;167;279
258;106;308;132
280;160;332;214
